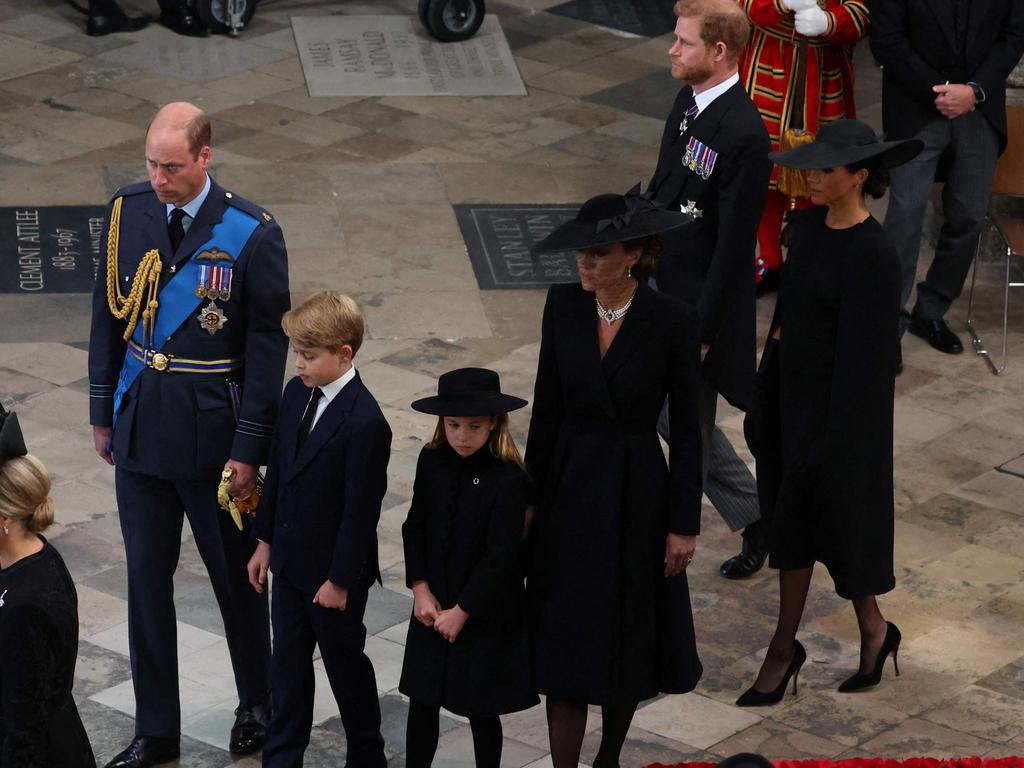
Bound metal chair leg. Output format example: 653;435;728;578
966;224;999;372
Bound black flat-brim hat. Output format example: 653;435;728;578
717;754;774;768
0;404;27;466
769;119;923;170
411;368;528;417
533;184;693;253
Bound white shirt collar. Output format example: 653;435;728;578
693;72;740;114
166;173;211;223
318;366;357;406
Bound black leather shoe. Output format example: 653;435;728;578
159;5;209;36
230;703;269;755
103;736;179;768
719;522;768;579
908;316;963;354
87;11;150;35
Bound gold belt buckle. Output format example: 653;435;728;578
150;352;170;372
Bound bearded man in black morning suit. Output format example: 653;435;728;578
647;0;773;579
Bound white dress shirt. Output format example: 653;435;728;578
693;72;740;114
307;366;357;431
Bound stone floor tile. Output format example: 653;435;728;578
432;725;547;768
950;469;1024;516
975;656;1024;701
632;693;762;750
270;113;366;147
359;290;493;340
860;717;1000;759
901;621;1024;681
75;584;129;638
710;719;849;760
365;586;413;635
767;691;912;747
0;341;89;385
365;634;407;694
377;619;411;646
920;685;1024;744
75;640;135;699
0;32;83;82
582;725;713;766
92;674;236;723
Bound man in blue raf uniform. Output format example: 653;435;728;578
88;102;290;768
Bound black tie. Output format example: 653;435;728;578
168;208;186;253
296;387;323;455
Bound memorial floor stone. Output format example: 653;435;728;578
0;206;105;294
545;0;677;38
292;15;526;97
99;33;291;83
454;203;580;289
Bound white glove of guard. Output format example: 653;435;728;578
780;0;819;12
794;5;828;35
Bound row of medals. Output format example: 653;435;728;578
196;283;231;301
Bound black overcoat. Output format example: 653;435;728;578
762;208;899;598
647;82;771;411
399;444;538;717
524;282;704;704
0;541;95;768
869;0;1024;155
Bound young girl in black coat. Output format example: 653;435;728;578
399;368;538;768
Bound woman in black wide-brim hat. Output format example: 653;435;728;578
0;405;96;768
523;188;704;768
737;120;923;707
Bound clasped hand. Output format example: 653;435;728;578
412;582;468;643
933;83;976;119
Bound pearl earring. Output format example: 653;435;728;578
2;525;8;535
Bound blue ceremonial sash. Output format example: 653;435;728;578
113;206;259;421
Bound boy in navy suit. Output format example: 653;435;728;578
248;291;391;768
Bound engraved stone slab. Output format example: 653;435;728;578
0;206;105;294
546;0;676;38
100;35;291;83
292;15;526;97
454;204;581;290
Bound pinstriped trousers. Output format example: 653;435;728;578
658;376;761;532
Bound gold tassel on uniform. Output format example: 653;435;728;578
105;196;163;343
776;35;815;207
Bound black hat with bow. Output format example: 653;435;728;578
0;403;27;467
532;184;693;253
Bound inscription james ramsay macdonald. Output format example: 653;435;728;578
292;16;526;97
0;207;105;293
454;204;581;290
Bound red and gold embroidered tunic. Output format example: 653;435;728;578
738;0;869;189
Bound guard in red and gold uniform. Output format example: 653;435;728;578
738;0;868;292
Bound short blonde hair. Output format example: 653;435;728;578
674;0;752;63
0;454;54;534
282;291;365;355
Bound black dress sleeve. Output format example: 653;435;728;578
402;448;433;588
1;606;57;768
524;286;565;506
455;467;529;617
667;303;704;535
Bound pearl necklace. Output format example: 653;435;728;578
596;286;637;327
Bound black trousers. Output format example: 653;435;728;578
114;467;271;738
262;572;386;768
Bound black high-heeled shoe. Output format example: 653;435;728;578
838;621;901;693
735;640;807;707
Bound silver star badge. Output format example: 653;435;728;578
681;200;703;218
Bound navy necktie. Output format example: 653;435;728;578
168;208;186;253
297;387;324;455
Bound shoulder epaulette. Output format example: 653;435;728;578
222;191;274;226
112;180;153;201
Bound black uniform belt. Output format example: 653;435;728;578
127;340;244;374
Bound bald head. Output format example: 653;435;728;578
148;102;211;159
674;0;751;64
145;102;212;207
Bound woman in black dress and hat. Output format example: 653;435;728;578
399;369;538;768
0;405;95;767
525;188;704;768
736;120;923;706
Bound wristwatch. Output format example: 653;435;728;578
967;81;986;104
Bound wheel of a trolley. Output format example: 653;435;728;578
422;0;484;42
195;0;257;36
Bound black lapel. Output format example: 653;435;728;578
284;373;363;483
601;282;655;382
928;0;957;50
568;287;620;424
170;177;227;271
280;382;306;475
144;192;174;263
